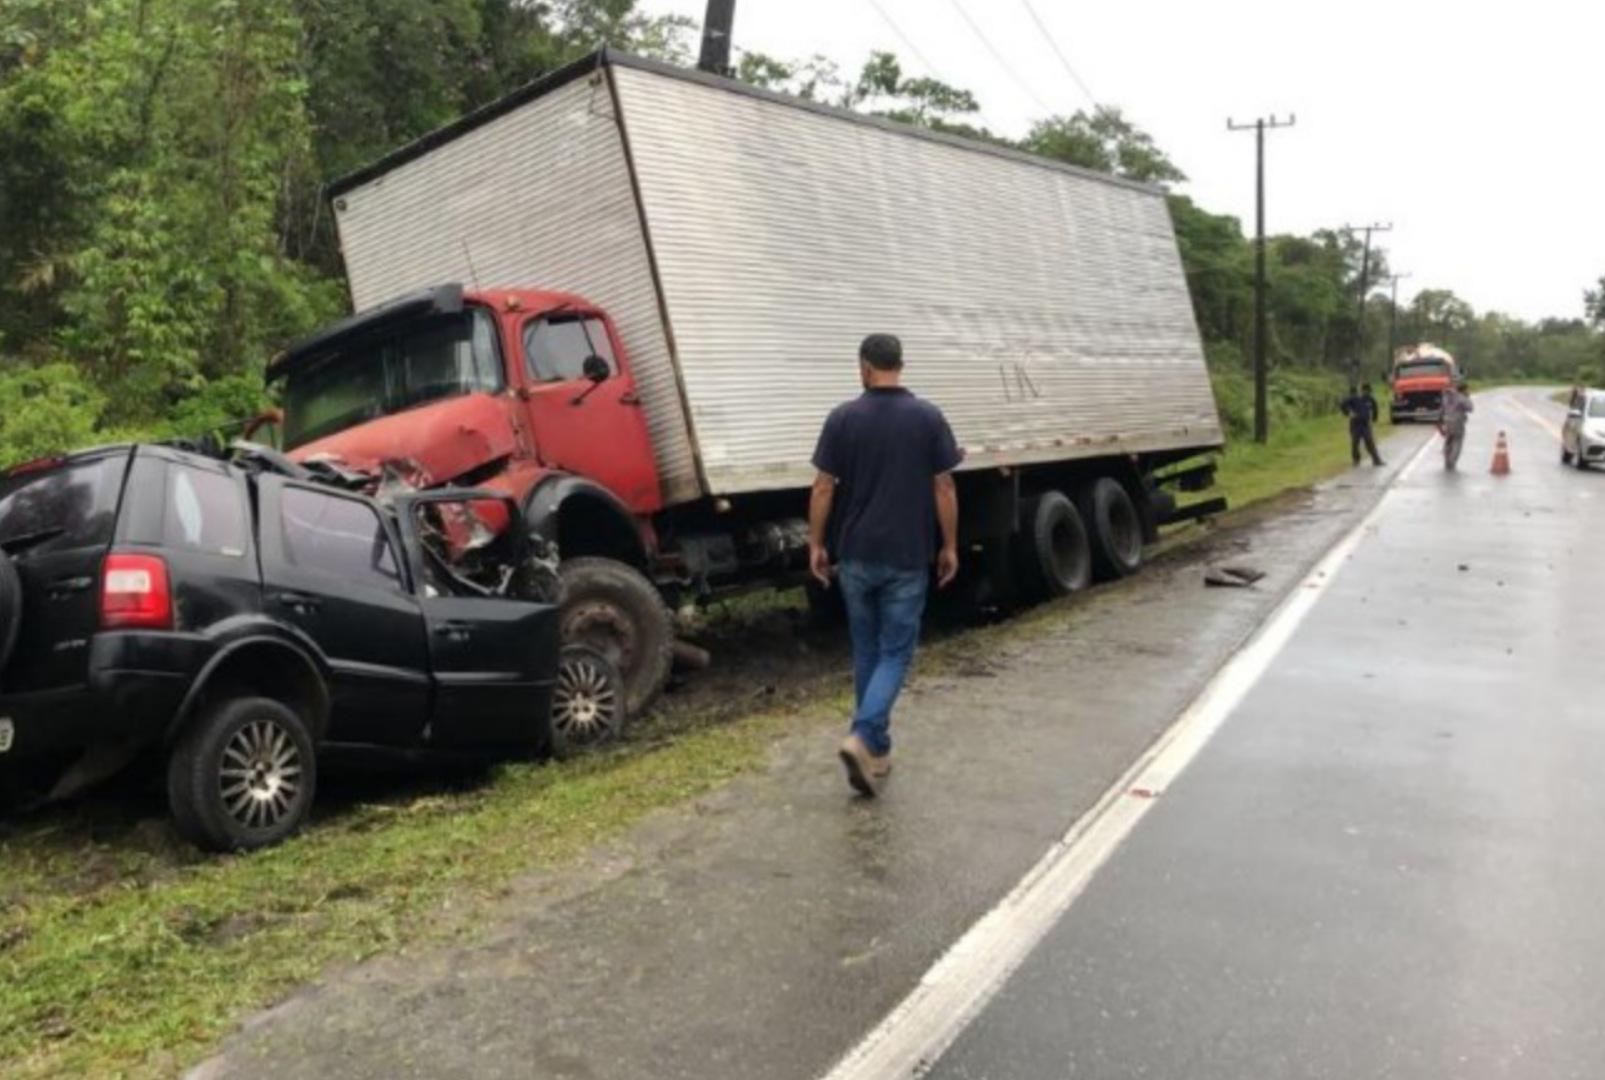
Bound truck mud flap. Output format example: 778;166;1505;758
1160;496;1228;527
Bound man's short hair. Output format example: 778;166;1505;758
860;334;903;371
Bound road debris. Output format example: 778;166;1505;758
1205;565;1266;588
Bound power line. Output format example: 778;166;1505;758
864;0;946;86
864;0;1004;132
1015;0;1099;111
944;0;1055;118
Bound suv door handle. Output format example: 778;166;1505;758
433;621;473;642
49;576;94;597
273;591;323;614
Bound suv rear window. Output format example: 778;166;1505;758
0;457;122;556
164;466;249;557
281;488;402;589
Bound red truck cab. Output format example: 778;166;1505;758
269;285;678;715
275;284;661;515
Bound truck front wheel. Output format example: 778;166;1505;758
557;557;674;716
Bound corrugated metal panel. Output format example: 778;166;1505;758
612;65;1222;496
332;74;702;505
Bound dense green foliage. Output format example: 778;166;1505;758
0;0;689;466
1;7;1599;467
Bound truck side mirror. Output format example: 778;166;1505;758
582;355;610;383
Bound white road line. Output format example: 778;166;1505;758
819;436;1438;1080
1506;393;1563;443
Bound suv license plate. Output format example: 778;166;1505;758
0;718;12;754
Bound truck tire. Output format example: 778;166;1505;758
1014;491;1092;600
1079;477;1144;580
167;696;317;853
0;550;21;683
551;644;628;756
557;557;673;716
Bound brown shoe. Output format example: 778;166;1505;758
838;735;878;798
868;753;892;779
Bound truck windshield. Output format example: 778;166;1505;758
282;308;504;449
1396;361;1451;380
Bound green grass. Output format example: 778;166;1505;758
1193;411;1393;515
0;711;816;1079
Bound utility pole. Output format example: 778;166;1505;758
1345;222;1392;384
697;0;737;77
1228;114;1296;444
1386;272;1413;374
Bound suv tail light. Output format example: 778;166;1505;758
101;553;173;630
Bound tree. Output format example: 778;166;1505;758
840;50;997;141
735;50;842;101
1022;108;1185;185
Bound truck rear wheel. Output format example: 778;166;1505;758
1080;477;1144;580
1014;491;1092;601
557;557;673;716
167;696;317;853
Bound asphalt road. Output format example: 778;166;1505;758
924;387;1605;1079
193;415;1436;1080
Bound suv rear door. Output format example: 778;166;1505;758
0;449;132;693
256;476;429;746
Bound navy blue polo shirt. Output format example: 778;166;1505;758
812;387;963;570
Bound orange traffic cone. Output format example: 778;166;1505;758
1490;431;1511;476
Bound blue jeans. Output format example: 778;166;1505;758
837;560;930;757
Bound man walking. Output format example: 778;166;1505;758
1341;382;1385;467
1439;378;1474;470
809;334;962;798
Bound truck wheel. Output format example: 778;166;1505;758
167;697;316;853
0;550;21;683
557;557;673;716
551;645;628;756
1079;478;1144;580
1014;491;1092;600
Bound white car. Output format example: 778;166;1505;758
1562;389;1605;470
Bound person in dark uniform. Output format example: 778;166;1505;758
808;333;962;798
1341;382;1384;467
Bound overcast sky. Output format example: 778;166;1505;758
642;0;1602;323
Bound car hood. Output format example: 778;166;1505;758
289;394;518;484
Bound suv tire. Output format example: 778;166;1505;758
0;550;21;683
167;697;317;853
551;644;628;756
557;557;673;716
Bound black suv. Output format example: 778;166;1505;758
0;443;570;851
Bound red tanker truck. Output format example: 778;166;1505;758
1389;344;1458;423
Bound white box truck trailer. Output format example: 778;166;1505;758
270;49;1226;710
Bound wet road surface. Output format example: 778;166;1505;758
192;419;1433;1080
926;387;1605;1079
